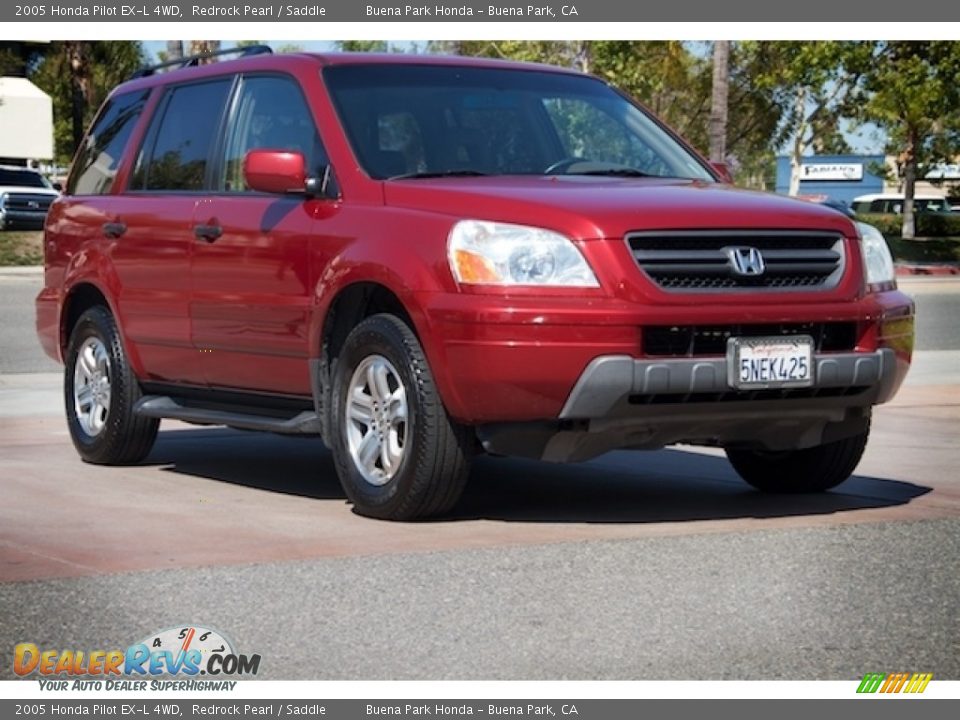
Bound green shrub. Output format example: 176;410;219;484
855;212;960;237
884;236;960;263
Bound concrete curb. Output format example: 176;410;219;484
895;263;960;277
0;265;43;276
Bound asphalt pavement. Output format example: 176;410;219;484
1;271;958;681
2;519;957;680
0;272;59;374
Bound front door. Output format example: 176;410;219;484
190;74;331;395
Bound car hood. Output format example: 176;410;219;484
382;176;856;239
0;186;59;196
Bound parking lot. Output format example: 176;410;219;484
1;272;958;680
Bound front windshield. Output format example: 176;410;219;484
323;64;715;182
0;168;50;188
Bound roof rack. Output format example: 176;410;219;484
130;44;273;79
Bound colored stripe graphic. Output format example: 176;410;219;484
857;672;932;694
881;672;908;693
905;673;933;693
857;673;885;693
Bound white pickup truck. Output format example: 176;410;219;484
0;165;60;230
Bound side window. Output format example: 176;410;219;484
68;90;149;195
543;97;669;174
221;75;327;192
134;80;232;191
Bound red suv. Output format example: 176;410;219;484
36;48;915;519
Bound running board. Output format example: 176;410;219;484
135;396;322;435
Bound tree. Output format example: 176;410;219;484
748;42;868;196
857;42;960;238
30;42;145;164
565;42;783;186
709;41;730;162
64;42;92;153
165;41;183;61
188;41;221;64
337;41;390;53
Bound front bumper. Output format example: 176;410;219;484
419;288;913;425
0;209;48;230
560;348;899;419
477;348;901;462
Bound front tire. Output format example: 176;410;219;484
330;314;472;520
725;425;870;493
64;306;159;465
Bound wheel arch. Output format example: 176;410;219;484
312;280;428;442
60;280;147;378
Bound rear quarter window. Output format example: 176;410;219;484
68;90;149;195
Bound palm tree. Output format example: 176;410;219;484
188;41;221;64
63;41;92;153
709;41;730;163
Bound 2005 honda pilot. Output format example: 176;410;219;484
36;48;915;519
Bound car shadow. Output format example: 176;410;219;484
148;427;344;500
145;427;932;524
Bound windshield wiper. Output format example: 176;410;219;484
387;170;490;180
575;168;656;177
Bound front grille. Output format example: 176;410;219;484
2;193;54;212
627;230;845;291
643;322;858;357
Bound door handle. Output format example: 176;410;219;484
194;224;223;242
102;222;126;238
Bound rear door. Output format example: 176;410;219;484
53;88;202;378
190;73;325;395
113;78;234;384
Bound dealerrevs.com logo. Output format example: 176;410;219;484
14;626;261;691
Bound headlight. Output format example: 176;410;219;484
448;220;599;287
856;221;896;289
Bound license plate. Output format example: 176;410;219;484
727;335;814;390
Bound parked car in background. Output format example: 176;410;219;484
0;165;60;230
798;195;856;219
852;193;953;215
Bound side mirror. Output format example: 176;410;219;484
710;161;734;184
243;149;338;198
244;149;307;194
52;182;63;192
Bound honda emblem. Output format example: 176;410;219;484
725;246;765;276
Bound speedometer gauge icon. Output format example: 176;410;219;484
134;625;234;668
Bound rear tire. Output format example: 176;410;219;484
64;306;159;465
725;424;870;493
330;313;472;520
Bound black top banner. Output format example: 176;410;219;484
5;0;960;22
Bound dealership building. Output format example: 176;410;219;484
774;154;960;205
